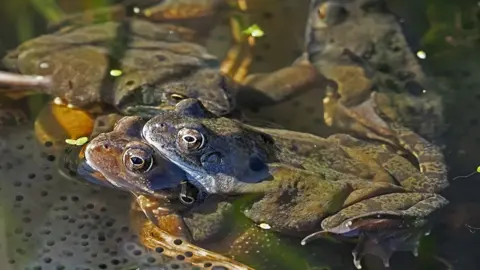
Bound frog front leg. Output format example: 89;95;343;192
132;194;254;270
235;55;319;109
302;192;448;269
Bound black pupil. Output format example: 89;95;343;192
184;136;196;143
130;157;144;165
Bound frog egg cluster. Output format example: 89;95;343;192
0;124;194;270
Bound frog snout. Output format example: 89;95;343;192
86;135;113;156
143;119;170;139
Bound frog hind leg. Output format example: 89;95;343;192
352;227;426;269
132;195;255;270
328;133;436;193
372;94;449;193
302;192;448;269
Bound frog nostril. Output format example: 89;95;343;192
102;144;109;150
155;122;167;132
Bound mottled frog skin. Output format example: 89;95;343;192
80;115;255;270
142;99;449;269
81;115;339;270
1;1;317;122
83;116;188;194
304;0;445;145
2;18;235;116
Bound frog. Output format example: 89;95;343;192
78;115;256;270
1;18;234;115
1;0;317;123
141;98;449;269
80;115;341;270
304;0;446;146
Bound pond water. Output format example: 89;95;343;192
0;0;479;270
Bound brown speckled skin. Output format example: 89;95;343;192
2;19;235;116
83;115;256;270
305;0;445;144
1;0;318;120
84;116;187;196
143;98;449;268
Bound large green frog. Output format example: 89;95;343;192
141;98;449;269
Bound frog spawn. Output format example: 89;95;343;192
0;124;202;269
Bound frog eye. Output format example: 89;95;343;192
317;3;347;25
318;3;328;20
177;128;205;152
168;93;187;103
123;149;154;173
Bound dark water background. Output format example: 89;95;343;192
0;0;480;269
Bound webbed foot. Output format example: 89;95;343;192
133;201;255;270
351;228;425;269
302;217;428;269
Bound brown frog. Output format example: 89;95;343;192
79;115;255;270
2;18;234;115
1;0;317;121
81;115;343;270
142;98;449;269
304;0;445;145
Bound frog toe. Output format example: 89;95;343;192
352;228;425;269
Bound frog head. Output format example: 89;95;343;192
81;115;187;199
142;99;272;194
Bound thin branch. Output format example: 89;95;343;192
0;71;52;89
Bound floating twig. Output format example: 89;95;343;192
0;71;52;89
